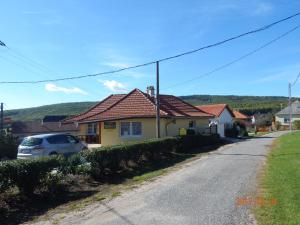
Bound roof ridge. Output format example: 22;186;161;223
140;90;169;116
159;96;190;117
79;88;146;120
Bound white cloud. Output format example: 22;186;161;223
102;62;131;68
100;80;127;92
45;83;88;95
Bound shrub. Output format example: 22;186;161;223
0;134;222;195
293;120;300;130
60;153;91;175
225;127;239;137
83;138;179;178
178;134;221;152
186;129;196;135
0;156;62;195
275;121;282;131
0;134;18;160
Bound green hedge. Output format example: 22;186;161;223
0;156;62;195
178;134;221;152
0;134;220;195
0;134;18;160
83;137;179;178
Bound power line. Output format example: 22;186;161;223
162;24;300;90
291;72;300;87
1;11;300;84
0;47;102;96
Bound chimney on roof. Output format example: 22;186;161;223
146;86;155;97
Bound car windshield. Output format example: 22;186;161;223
21;137;43;146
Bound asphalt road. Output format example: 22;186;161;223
44;132;285;225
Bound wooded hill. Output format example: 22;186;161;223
4;95;292;122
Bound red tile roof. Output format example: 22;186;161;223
233;110;249;119
67;89;213;123
196;104;234;117
65;94;126;122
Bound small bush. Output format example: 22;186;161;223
0;156;62;195
275;121;282;131
293;120;300;130
186;129;196;135
225;127;239;137
178;134;221;152
0;134;18;160
83;138;179;178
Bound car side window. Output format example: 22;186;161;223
67;135;78;144
47;135;69;144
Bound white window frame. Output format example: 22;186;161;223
87;123;98;135
120;121;142;137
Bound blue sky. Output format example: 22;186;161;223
1;0;300;110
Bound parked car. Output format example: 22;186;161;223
17;133;87;159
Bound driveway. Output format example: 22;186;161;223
34;132;286;225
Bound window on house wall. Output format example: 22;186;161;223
120;122;142;137
132;122;142;135
284;117;290;123
189;120;196;128
120;122;131;136
87;123;98;134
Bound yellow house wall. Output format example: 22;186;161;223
99;117;210;146
101;118;166;146
79;123;87;135
165;118;209;136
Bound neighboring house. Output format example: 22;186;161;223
196;104;234;137
275;100;300;126
233;110;251;125
12;120;79;139
64;88;213;146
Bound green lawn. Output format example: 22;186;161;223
255;132;300;225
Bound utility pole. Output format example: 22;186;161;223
0;103;3;134
156;61;161;138
288;83;292;132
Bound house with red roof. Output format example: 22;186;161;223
233;110;250;122
196;104;235;137
65;88;213;146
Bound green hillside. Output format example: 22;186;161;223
3;95;292;122
4;102;97;121
180;95;291;115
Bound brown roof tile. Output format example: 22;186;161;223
233;110;249;119
196;104;234;117
68;89;213;123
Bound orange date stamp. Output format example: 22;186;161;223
236;197;278;206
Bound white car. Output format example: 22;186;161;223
17;133;87;159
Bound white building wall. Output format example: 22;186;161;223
210;108;234;137
276;115;300;125
218;108;234;125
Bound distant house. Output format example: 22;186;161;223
233;110;251;124
64;88;214;146
275;100;300;126
196;104;235;137
12;115;79;139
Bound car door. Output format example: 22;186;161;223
47;134;70;155
66;135;81;154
